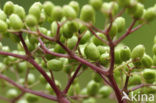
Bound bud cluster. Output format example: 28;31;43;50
0;0;156;103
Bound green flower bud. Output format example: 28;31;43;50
118;0;131;7
131;44;145;60
45;49;55;60
43;1;54;17
127;0;138;14
54;44;65;53
143;69;156;83
133;3;144;19
120;46;131;61
153;44;156;55
17;99;28;103
0;20;8;33
79;24;87;34
99;86;112;98
80;31;91;44
92;73;102;82
97;46;110;54
27;73;35;85
69;21;79;33
0;63;5;71
114;17;125;33
3;1;14;15
67;36;78;49
39;10;46;24
0;9;7;21
55;80;62;89
153;55;156;66
39;27;48;35
26;94;38;102
7;89;18;98
89;0;103;10
68;83;80;96
63;5;77;19
46;83;54;94
101;2;111;15
47;59;63;71
25;14;38;27
83;98;96;103
13;5;26;20
69;1;80;15
9;14;23;30
143;7;156;22
52;6;63;21
128;74;141;86
33;2;43;10
115;49;122;64
84;43;100;61
87;80;100;96
101;2;119;16
80;88;87;95
80;5;95;23
141;54;153;68
92;33;107;46
2;46;10;52
63;64;72;74
133;60;143;68
100;53;110;66
50;21;58;37
63;21;78;38
109;22;118;39
17;62;27;73
29;5;41;21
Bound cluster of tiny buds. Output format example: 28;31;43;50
0;0;156;103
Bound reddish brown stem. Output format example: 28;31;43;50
114;19;137;45
18;33;32;57
108;75;123;103
63;64;82;94
99;73;112;87
128;84;156;92
0;95;10;102
28;59;60;96
0;73;57;101
12;92;25;103
0;51;27;60
88;26;108;45
39;38;69;58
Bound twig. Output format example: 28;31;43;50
24;68;30;87
11;92;25;103
128;84;156;92
18;32;32;57
88;26;108;45
0;73;57;101
99;73;112;87
114;8;126;18
0;95;10;102
39;38;69;58
114;19;137;45
63;64;82;94
0;51;27;60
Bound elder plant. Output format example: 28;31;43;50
0;0;156;103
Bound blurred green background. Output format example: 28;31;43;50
0;0;156;103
